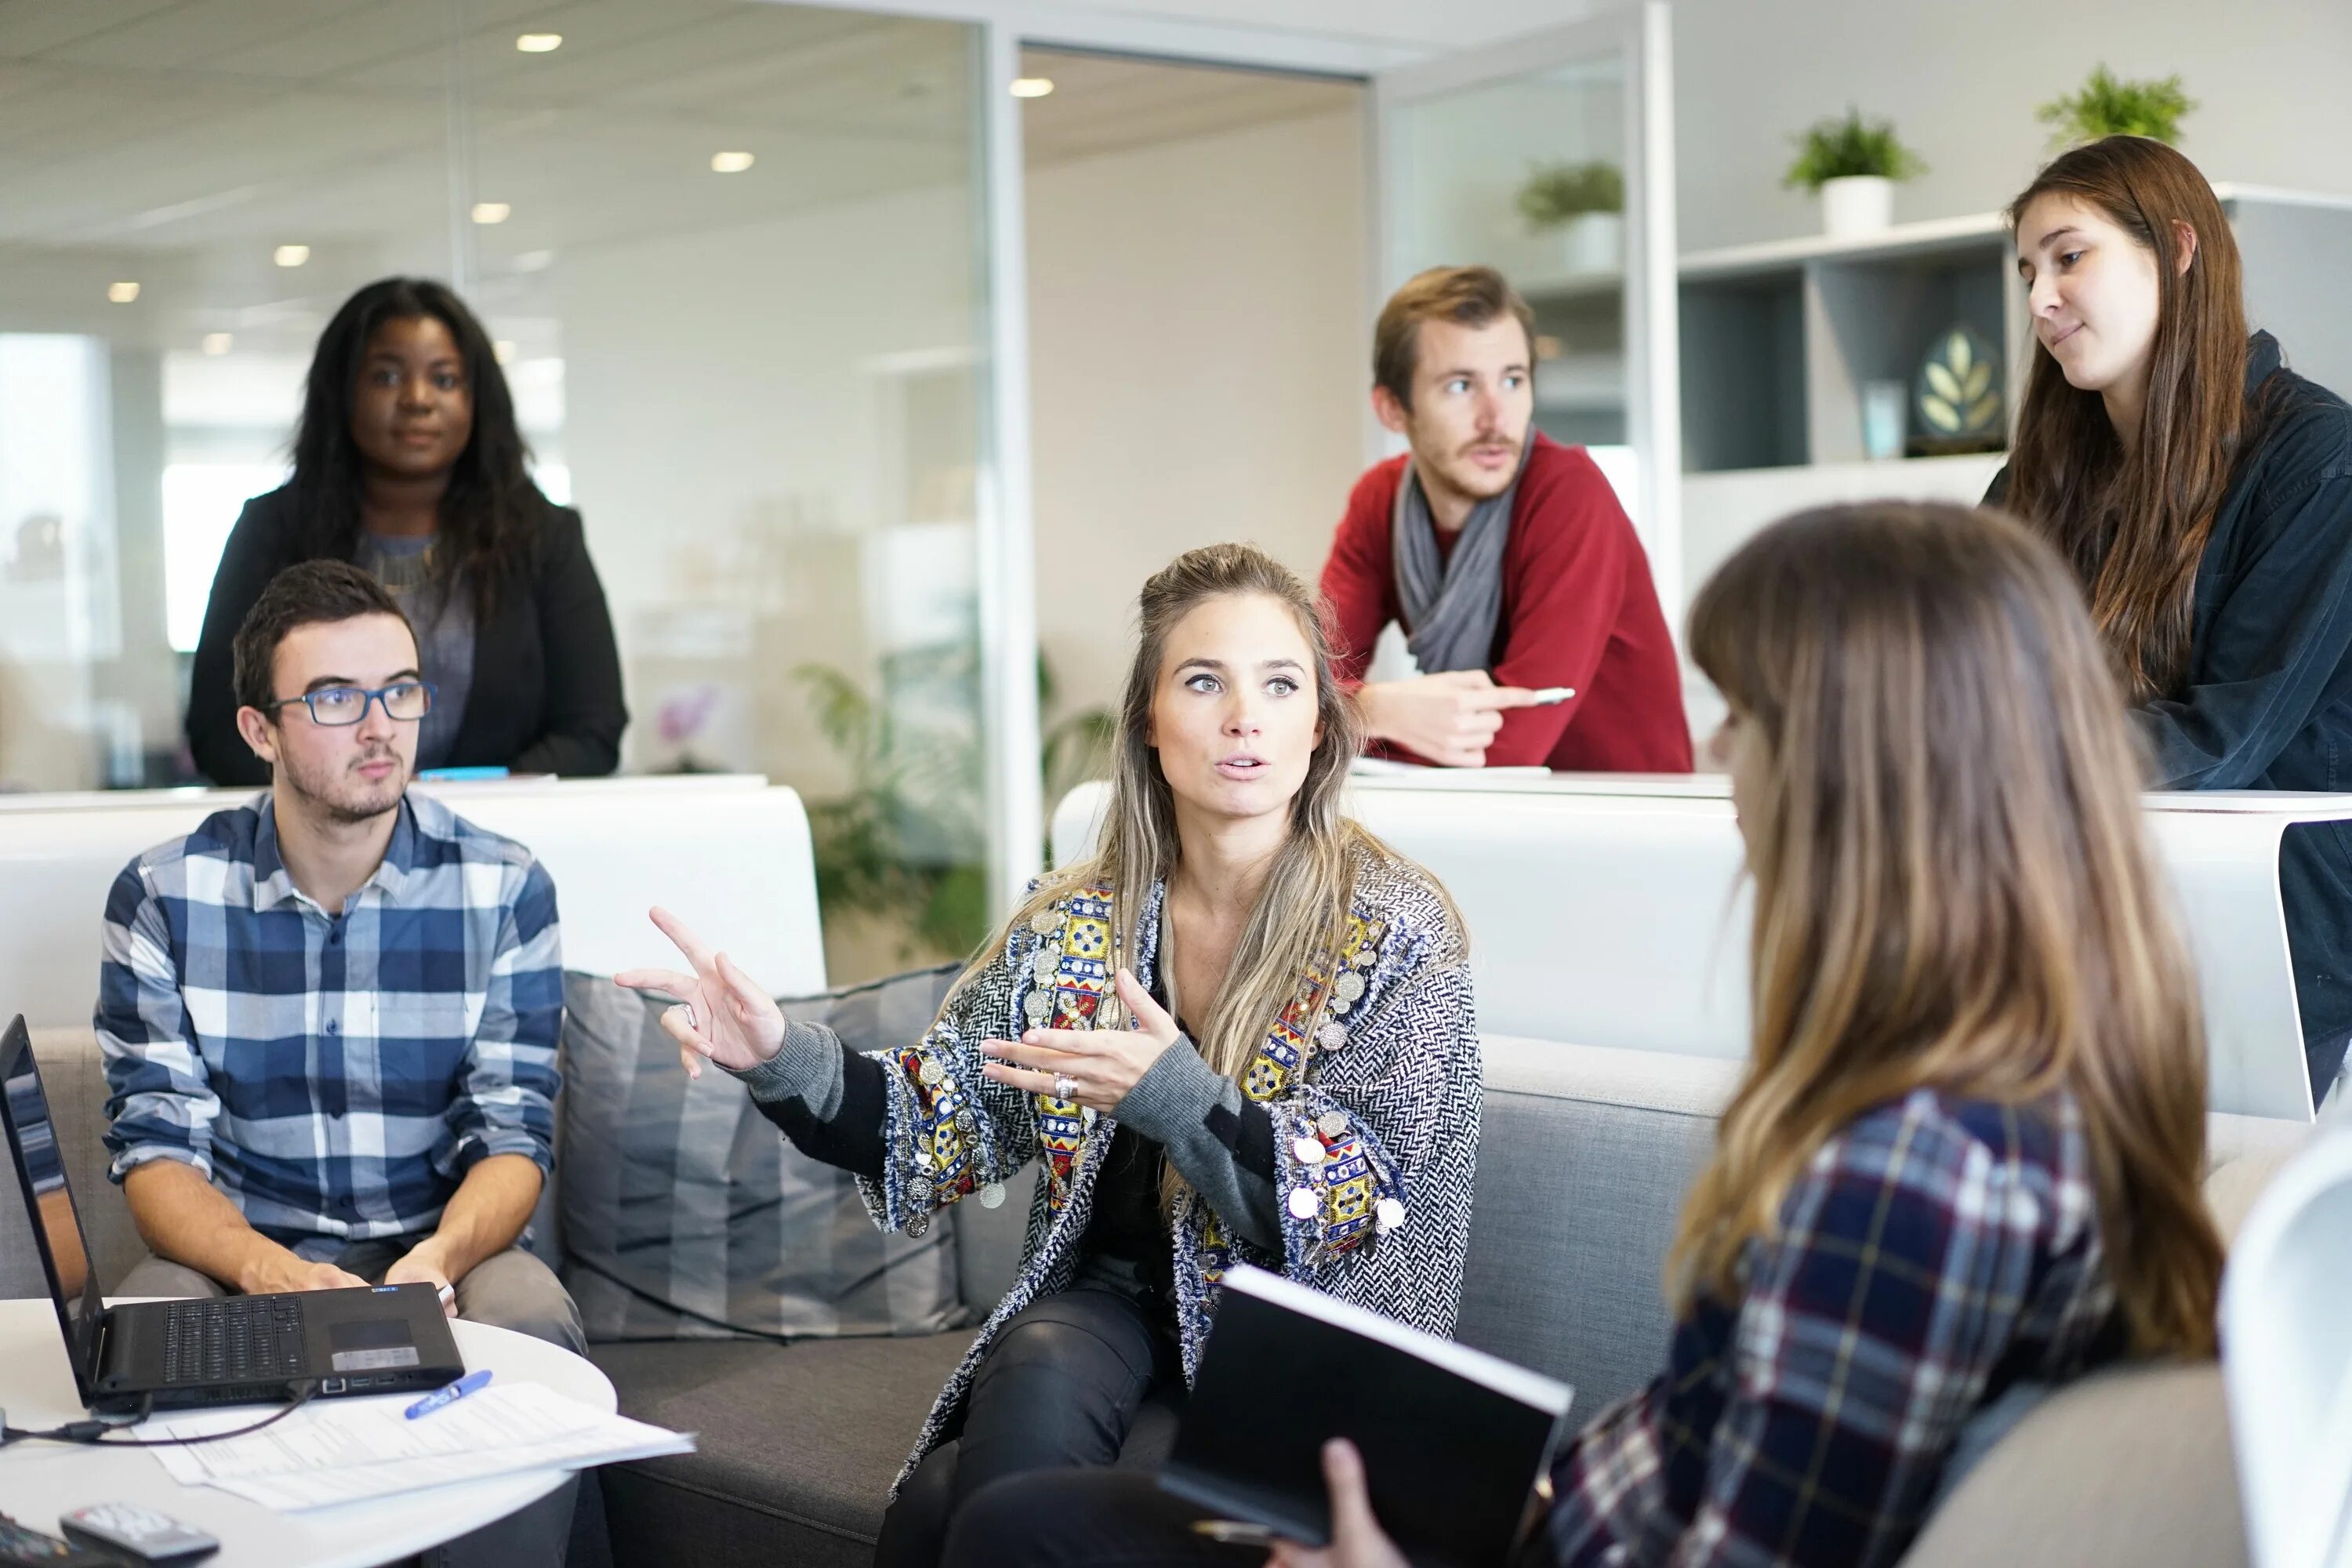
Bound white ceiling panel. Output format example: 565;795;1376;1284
0;0;1360;336
0;0;187;56
38;0;381;71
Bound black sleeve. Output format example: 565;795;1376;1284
2138;470;2352;788
508;506;627;777
750;1048;888;1178
1203;1099;1279;1182
186;498;289;786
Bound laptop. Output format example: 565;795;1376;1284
0;1014;464;1415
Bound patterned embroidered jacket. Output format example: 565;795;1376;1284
857;843;1479;1494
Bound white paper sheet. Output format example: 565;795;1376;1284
143;1383;695;1512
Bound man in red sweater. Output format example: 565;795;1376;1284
1320;266;1691;771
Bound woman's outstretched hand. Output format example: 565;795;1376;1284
615;906;786;1079
980;967;1179;1112
1269;1440;1409;1568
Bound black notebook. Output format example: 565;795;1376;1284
1160;1265;1573;1566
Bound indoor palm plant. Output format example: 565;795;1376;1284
2038;65;2194;148
1783;107;1926;238
1515;161;1626;274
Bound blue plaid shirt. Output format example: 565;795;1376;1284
96;790;562;1258
1544;1089;2122;1568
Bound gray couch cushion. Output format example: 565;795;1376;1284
593;1330;975;1568
1897;1361;2246;1568
1459;1038;1733;1418
558;967;965;1341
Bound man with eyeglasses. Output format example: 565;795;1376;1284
96;558;581;1362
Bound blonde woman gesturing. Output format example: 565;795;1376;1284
978;504;2225;1568
619;543;1479;1566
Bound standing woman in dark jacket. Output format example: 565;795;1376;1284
1992;135;2352;1103
187;277;626;783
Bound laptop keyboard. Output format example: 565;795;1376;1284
161;1296;307;1385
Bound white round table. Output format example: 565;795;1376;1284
0;1298;615;1568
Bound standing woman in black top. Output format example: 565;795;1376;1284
1993;136;2352;1103
187;277;626;783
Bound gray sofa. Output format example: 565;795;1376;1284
1;1025;2266;1568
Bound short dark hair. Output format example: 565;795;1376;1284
231;561;414;714
1372;265;1537;411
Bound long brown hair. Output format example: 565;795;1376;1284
2003;136;2248;700
1678;502;2221;1356
957;544;1453;1200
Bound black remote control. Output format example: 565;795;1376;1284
0;1515;121;1566
58;1507;218;1566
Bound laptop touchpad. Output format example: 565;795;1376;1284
330;1317;421;1371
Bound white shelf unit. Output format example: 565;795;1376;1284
1675;184;2352;479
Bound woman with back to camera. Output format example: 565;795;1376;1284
618;543;1481;1566
956;502;2225;1568
187;277;626;783
1995;134;2352;1103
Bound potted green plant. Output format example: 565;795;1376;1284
1515;160;1625;274
2037;65;2194;148
1783;107;1927;238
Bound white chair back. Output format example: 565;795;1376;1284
0;775;825;1027
2223;1128;2352;1568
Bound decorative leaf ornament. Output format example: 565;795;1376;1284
1914;325;2002;440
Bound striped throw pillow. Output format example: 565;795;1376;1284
557;964;967;1341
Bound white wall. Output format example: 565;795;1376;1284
1667;0;2352;251
1051;0;2352;253
1025;105;1370;717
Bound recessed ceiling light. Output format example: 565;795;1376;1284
471;201;511;225
493;339;518;365
274;245;310;268
202;332;233;355
107;281;140;303
1009;77;1054;99
710;151;755;174
516;33;562;53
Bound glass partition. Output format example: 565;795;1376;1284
0;1;996;979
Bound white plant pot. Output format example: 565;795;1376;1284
1559;211;1624;274
1820;175;1894;238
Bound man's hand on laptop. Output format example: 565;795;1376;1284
238;1248;368;1297
1357;671;1541;768
384;1246;457;1316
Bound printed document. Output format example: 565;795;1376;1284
143;1384;694;1512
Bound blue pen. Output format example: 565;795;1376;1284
406;1368;492;1419
417;765;510;782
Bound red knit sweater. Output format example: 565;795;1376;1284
1319;434;1693;772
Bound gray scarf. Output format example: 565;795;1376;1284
1391;435;1534;674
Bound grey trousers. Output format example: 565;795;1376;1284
118;1240;590;1566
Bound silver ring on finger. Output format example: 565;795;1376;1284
683;1001;699;1031
1053;1072;1077;1100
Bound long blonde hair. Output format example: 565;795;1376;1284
966;545;1439;1194
1678;501;2221;1356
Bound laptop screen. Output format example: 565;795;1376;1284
0;1018;107;1393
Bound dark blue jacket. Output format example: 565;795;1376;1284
1991;332;2352;1095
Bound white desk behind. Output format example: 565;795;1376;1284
1051;774;2345;1123
0;775;826;1029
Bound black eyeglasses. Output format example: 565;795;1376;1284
265;681;437;726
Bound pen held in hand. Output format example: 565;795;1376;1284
1530;687;1577;706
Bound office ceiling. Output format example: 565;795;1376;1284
1019;49;1357;165
0;1;1359;352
